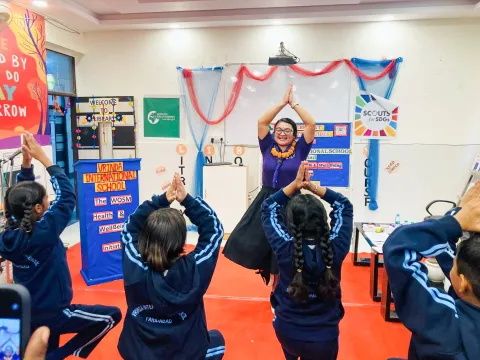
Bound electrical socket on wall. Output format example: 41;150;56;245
210;136;223;144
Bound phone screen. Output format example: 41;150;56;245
0;318;21;359
0;286;28;359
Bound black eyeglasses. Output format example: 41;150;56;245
275;128;293;135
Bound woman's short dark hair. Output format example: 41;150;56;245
4;181;46;232
138;208;187;273
285;194;339;303
275;118;298;138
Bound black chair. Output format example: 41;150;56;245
424;200;456;220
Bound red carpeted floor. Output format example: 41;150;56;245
63;245;410;360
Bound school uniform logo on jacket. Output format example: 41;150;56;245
24;254;39;267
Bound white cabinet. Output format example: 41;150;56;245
203;165;248;235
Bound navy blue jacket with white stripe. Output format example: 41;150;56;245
261;189;353;342
118;193;224;360
0;165;76;324
383;213;480;360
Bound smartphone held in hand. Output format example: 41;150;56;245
0;285;31;359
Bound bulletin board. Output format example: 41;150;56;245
74;158;141;286
298;123;351;188
74;96;137;159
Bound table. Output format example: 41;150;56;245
351;223;401;322
352;223;390;301
380;267;400;322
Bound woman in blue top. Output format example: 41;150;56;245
262;162;353;360
223;85;316;287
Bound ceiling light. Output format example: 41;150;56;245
169;23;180;29
271;20;283;26
32;1;48;7
381;15;394;21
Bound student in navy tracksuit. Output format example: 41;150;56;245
118;173;225;360
0;133;121;360
261;162;353;360
383;181;480;360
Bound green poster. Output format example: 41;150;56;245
143;97;180;138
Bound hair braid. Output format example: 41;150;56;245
3;190;17;230
19;203;33;233
317;222;339;300
4;209;17;230
287;221;309;302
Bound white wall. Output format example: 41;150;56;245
46;19;480;251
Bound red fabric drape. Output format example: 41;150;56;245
183;59;397;125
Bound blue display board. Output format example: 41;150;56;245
74;158;141;286
298;123;351;188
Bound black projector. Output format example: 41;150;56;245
268;56;298;66
269;42;299;66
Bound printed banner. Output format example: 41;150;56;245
0;3;47;150
74;159;141;286
143;97;180;138
354;93;399;138
298;123;351;187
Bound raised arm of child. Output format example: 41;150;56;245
305;181;354;264
176;175;224;294
22;132;76;241
121;178;177;286
261;162;309;259
16;136;35;183
433;206;461;290
381;184;480;360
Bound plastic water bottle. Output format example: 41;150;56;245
404;220;409;226
395;214;401;227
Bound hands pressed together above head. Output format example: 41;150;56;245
284;161;327;198
21;131;52;169
166;173;188;204
280;84;298;109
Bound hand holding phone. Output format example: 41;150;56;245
23;327;49;360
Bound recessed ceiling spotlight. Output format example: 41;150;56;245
32;1;48;7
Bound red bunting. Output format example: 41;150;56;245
183;59;398;125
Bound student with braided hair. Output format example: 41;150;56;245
261;161;353;360
0;132;121;360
